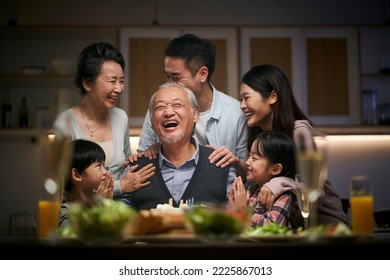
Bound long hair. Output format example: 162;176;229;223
242;64;310;141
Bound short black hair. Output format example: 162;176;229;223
65;139;106;191
164;33;216;82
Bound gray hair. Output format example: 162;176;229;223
148;82;200;120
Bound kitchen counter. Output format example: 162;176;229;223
315;125;390;135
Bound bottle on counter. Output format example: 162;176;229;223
19;97;28;128
1;90;12;128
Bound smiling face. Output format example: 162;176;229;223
151;86;199;145
164;57;204;96
83;60;124;109
239;83;276;130
245;139;275;185
81;161;108;190
71;160;108;195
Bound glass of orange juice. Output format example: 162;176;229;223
38;199;61;238
349;175;374;235
38;134;73;239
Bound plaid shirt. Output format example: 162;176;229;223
248;184;302;228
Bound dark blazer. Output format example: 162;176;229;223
129;145;230;210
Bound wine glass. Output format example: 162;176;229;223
295;174;313;230
296;135;328;230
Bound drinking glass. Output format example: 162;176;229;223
295;174;314;230
296;135;328;230
349;175;374;235
38;134;73;239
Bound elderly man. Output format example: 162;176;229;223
127;82;230;210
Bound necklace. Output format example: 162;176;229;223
79;105;99;138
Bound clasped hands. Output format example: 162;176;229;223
96;173;114;199
229;176;277;211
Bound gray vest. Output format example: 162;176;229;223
130;145;230;210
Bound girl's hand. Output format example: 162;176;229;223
229;176;248;209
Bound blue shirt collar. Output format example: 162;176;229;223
159;137;200;169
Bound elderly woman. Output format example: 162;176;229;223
54;42;155;205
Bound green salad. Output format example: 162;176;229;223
186;206;248;238
69;198;136;241
243;223;295;236
242;222;352;237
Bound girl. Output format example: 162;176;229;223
229;132;302;228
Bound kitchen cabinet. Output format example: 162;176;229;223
0;26;118;129
359;26;390;124
2;25;388;130
240;27;360;126
119;27;238;127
